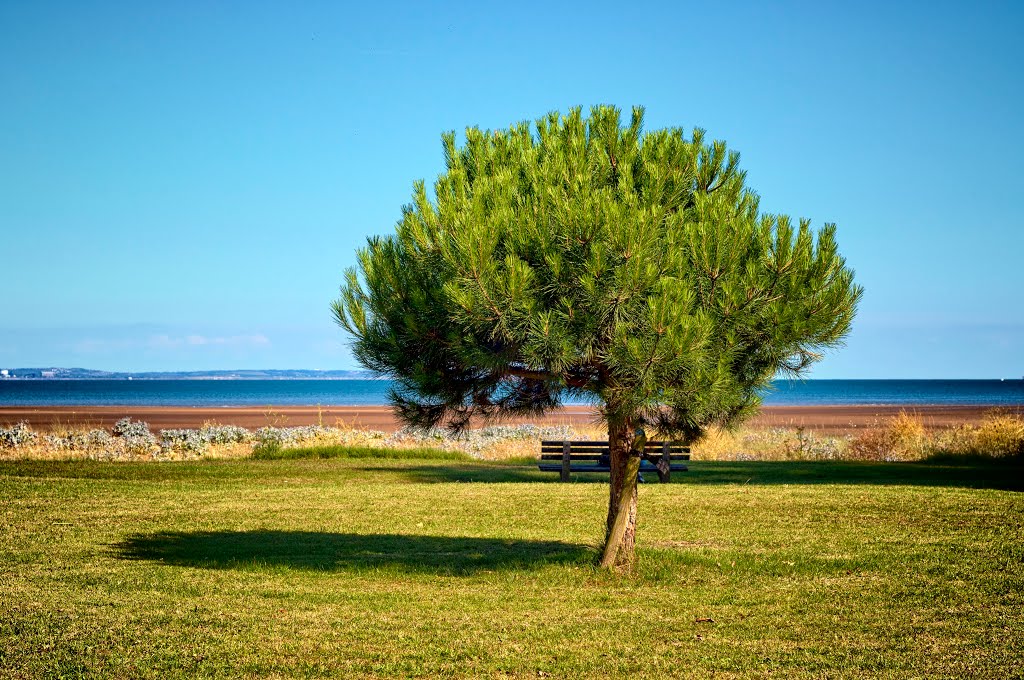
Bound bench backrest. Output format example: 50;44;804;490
540;440;689;461
540;440;690;481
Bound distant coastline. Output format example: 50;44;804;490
0;368;378;380
2;367;1023;382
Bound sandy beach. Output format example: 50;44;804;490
2;404;1020;434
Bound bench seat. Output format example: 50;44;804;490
539;440;690;482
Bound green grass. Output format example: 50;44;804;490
1;456;1021;678
251;443;469;461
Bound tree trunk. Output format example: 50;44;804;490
601;414;639;568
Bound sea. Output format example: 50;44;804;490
1;379;1023;407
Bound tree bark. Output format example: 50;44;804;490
602;414;639;568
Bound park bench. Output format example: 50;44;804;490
538;440;690;482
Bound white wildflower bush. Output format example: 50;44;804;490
112;417;152;439
160;424;254;456
203;424;252;445
0;422;38;449
387;424;578;458
0;420;156;460
111;418;159;456
250;425;387;455
739;428;850;461
85;429;116;452
44;431;89;451
39;429;119;457
254;425;324;449
159;429;211;456
3;419;574;461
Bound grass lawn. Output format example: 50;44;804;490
1;455;1021;678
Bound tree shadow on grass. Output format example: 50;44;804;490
357;460;1023;491
681;460;1024;491
355;463;574;484
112;530;593;574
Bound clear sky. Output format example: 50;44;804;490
1;1;1022;378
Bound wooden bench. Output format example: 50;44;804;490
539;440;690;482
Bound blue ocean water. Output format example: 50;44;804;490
1;379;1023;407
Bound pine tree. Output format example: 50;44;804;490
333;106;862;567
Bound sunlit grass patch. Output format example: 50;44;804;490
0;456;1020;676
252;444;467;461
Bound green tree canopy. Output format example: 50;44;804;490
334;105;861;565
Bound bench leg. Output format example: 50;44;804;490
560;440;570;482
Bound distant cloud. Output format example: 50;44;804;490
73;333;271;354
72;337;137;353
6;324;356;370
148;334;271;349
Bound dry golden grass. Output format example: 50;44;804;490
691;426;851;461
186;441;253;460
470;436;543;461
847;410;1024;462
848;410;927;461
932;411;1024;459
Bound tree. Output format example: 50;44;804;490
333;106;862;567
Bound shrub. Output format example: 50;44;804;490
113;418;151;438
849;411;927;461
972;414;1024;458
201;424;252;445
112;418;158;455
40;428;117;456
931;413;1024;460
249;425;340;458
85;429;115;451
44;431;88;451
159;424;255;456
159;429;209;456
254;425;318;448
386;424;577;459
0;422;38;449
846;428;888;461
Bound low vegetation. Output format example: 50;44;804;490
0;418;575;462
684;410;1024;463
2;412;1022;464
1;453;1020;677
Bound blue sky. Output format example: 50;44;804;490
1;1;1022;378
